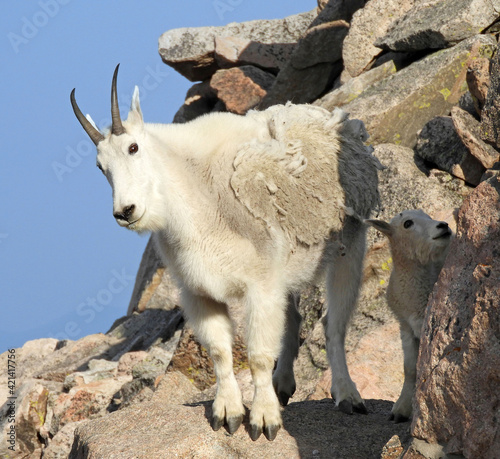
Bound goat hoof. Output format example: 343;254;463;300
211;415;224;431
264;424;280;441
353;401;368;414
249;424;263;441
226;415;243;434
277;391;291;407
338;399;353;414
393;413;410;423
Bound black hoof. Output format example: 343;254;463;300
211;415;224;431
393;413;410;423
353;401;368;415
264;424;280;441
278;391;291;407
338;399;353;414
250;424;263;441
226;414;243;434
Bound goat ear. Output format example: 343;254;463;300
127;86;143;124
365;219;393;237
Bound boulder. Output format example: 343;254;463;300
342;0;417;77
214;36;295;74
452;106;500;169
158;10;317;81
414;116;485;185
69;372;412;458
340;35;497;147
210;65;275;114
482;40;500;148
315;60;396;110
411;175;500;457
258;20;348;107
376;0;500;52
173;81;219;124
466;57;491;114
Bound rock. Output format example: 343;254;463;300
466;57;491;115
411;175;500;458
173;81;219;124
210;65;275;114
482;40;500;148
214;36;295;74
342;0;417;77
339;35;497;147
127;236;179;314
315;60;396;110
452;106;500;169
259;61;343;108
43;422;83;459
312;0;368;25
376;0;500;52
258;20;348;107
414;116;485;185
158;10;317;81
70;370;412;458
290;20;348;70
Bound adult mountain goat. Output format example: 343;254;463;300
71;65;382;441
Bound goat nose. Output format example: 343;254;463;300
436;222;449;229
113;204;136;221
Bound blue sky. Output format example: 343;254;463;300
1;1;312;353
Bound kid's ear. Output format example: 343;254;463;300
127;86;143;124
365;219;393;237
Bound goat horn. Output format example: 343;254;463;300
111;64;125;136
70;88;105;145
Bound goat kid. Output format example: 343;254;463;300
366;210;453;422
71;65;382;440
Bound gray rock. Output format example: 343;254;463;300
376;0;500;52
412;175;500;458
339;34;497;148
290;20;348;69
312;0;368;26
214;36;295;74
415;116;485;185
158;10;317;81
69;371;411;458
258;20;348;107
452;106;500;169
315;60;396;111
173;81;219;124
258;61;343;108
342;0;417;77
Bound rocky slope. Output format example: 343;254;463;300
2;1;500;457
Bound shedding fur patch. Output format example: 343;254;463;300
231;106;348;247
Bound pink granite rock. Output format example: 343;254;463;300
412;175;500;457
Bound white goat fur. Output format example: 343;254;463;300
366;210;452;421
79;80;382;440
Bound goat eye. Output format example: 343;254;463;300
404;220;413;229
96;163;103;172
128;143;139;155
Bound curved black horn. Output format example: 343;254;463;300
70;89;105;145
111;64;125;136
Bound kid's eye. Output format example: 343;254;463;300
404;220;413;229
128;143;139;155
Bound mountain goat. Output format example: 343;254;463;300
366;210;453;422
71;65;382;441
